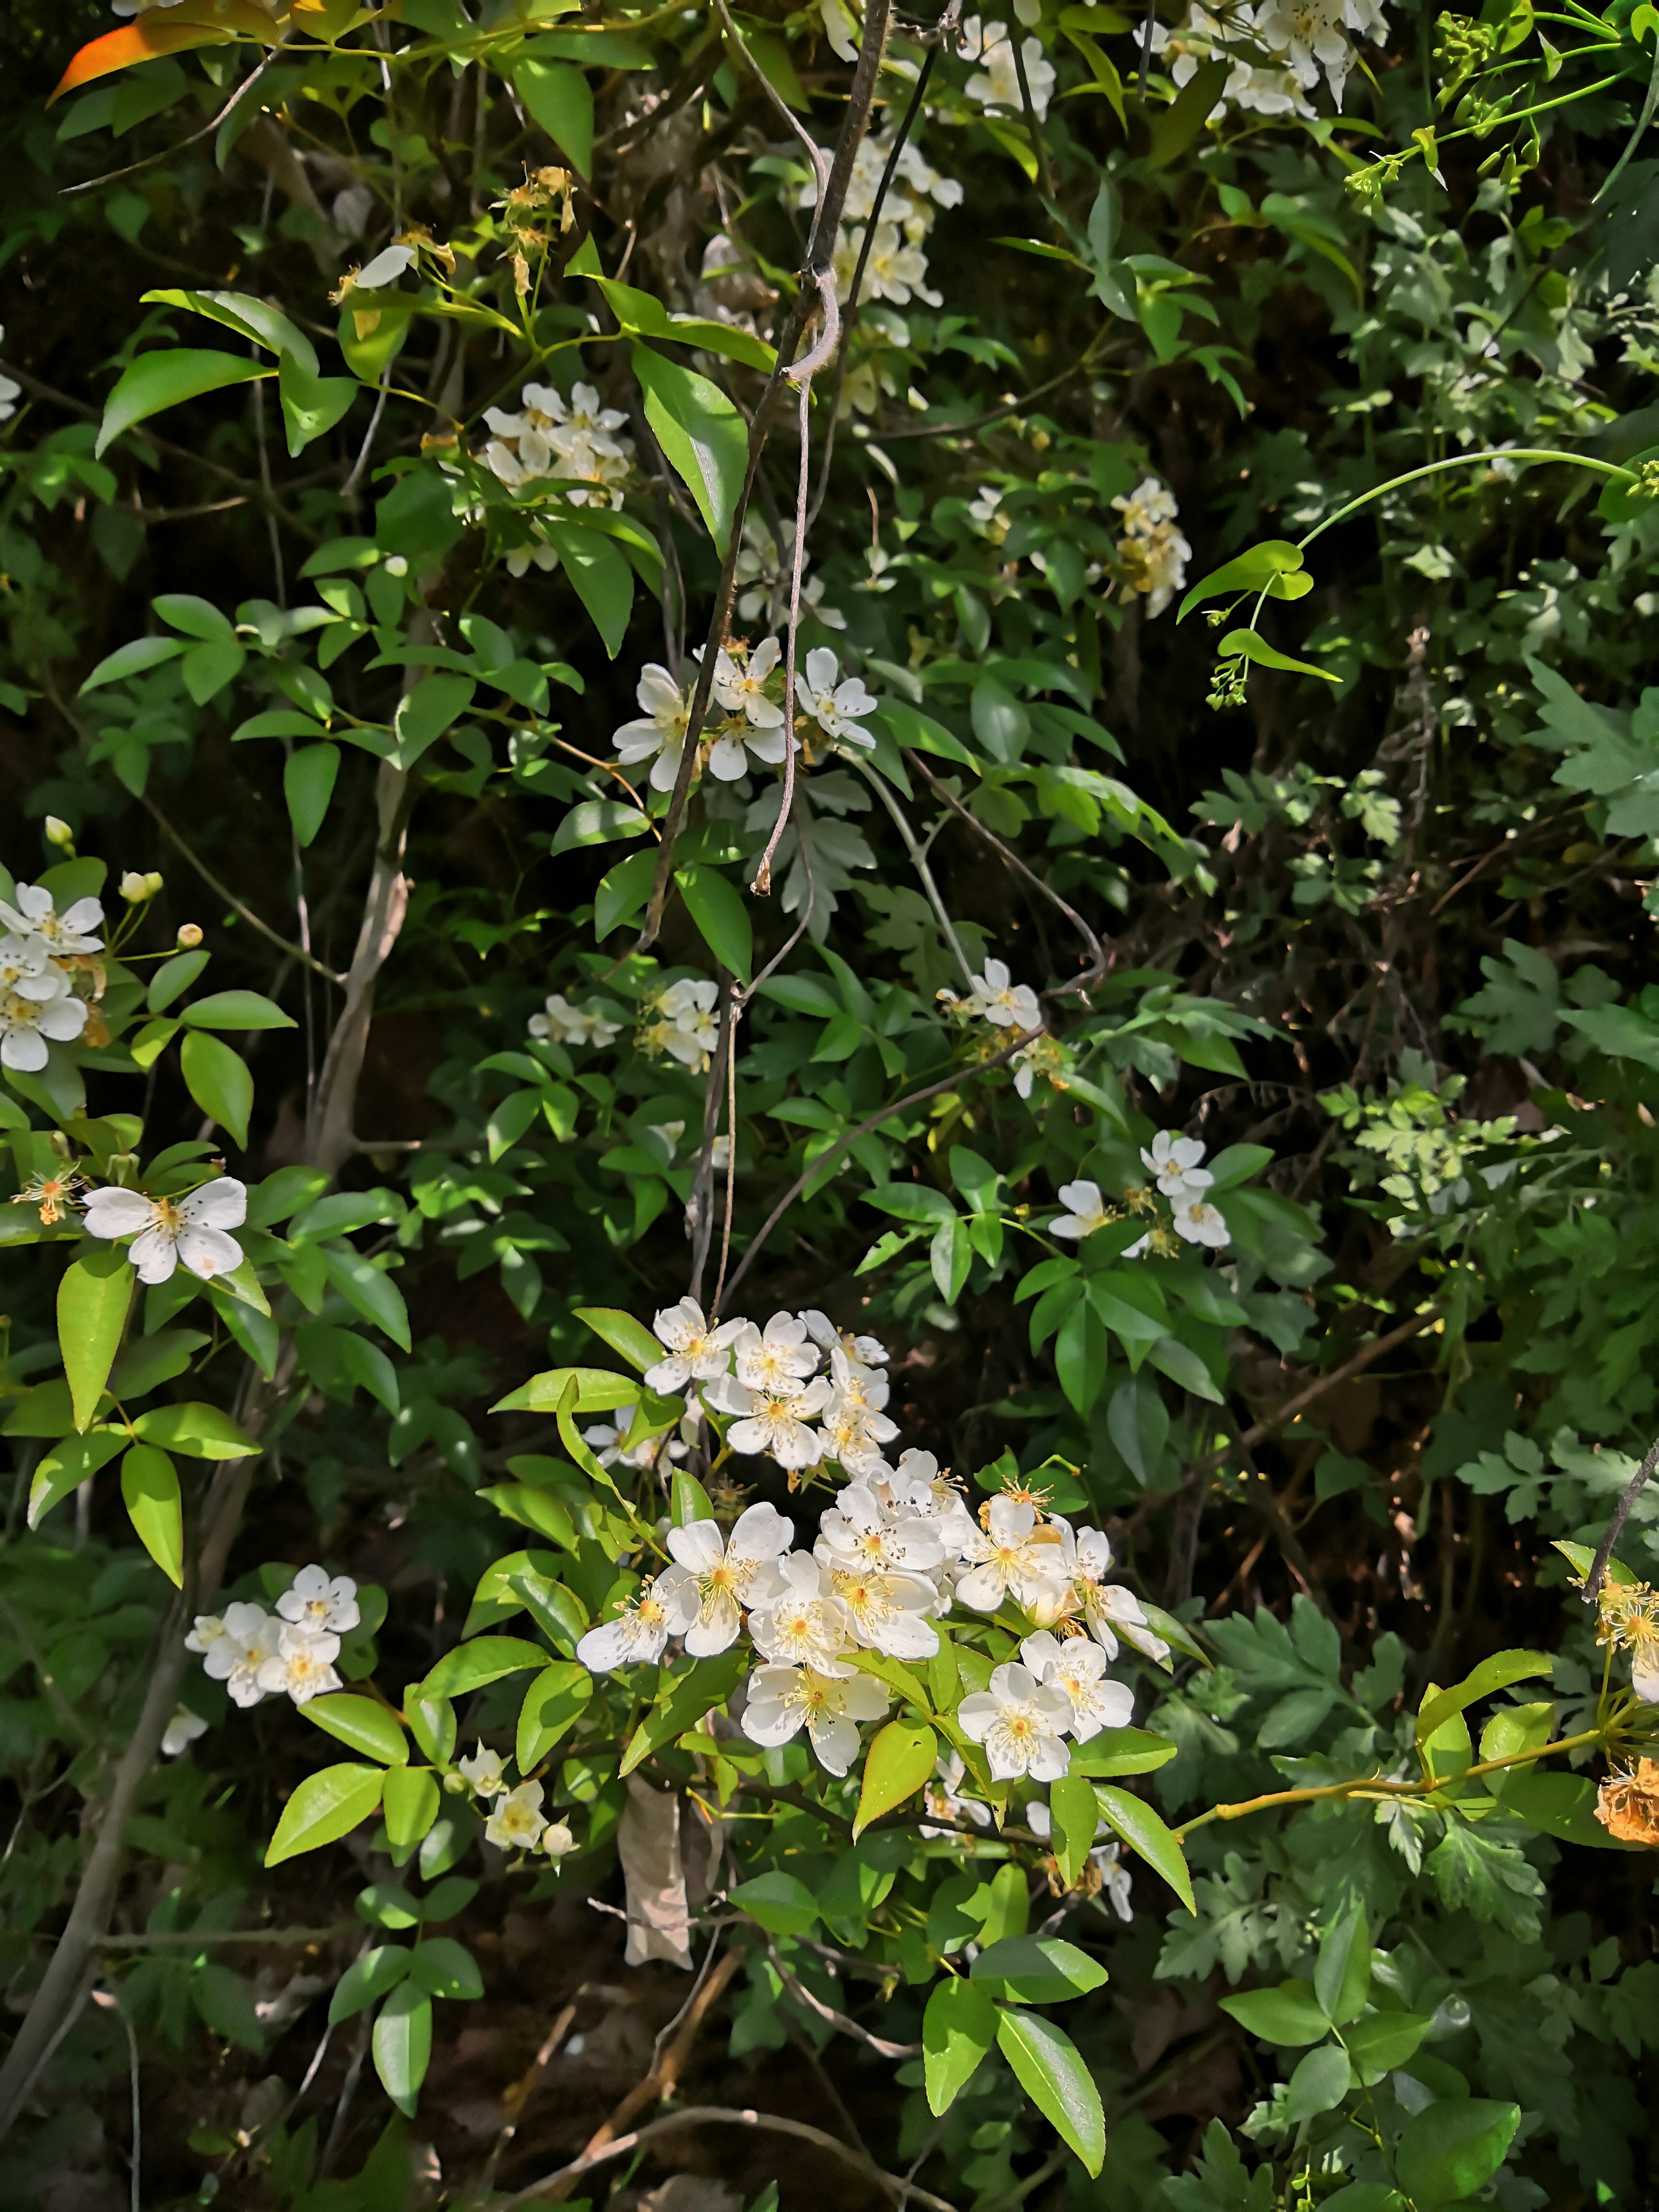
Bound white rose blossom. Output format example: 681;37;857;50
457;1743;509;1800
486;1779;550;1851
719;1374;834;1471
643;1296;745;1395
921;1748;993;1837
81;1177;246;1286
956;1495;1068;1614
161;1707;207;1756
1051;1179;1114;1240
276;1565;360;1636
199;1602;280;1709
1172;1192;1230;1248
0;883;105;956
1019;1630;1136;1741
530;992;622;1048
741;1661;889;1776
794;647;878;749
1033;1520;1172;1662
577;1576;686;1672
257;1623;342;1705
958;1659;1073;1781
938;956;1040;1030
658;1501;794;1654
748;1552;857;1676
614;663;694;793
1143;1131;1213;1202
825;1561;942;1659
0;967;88;1071
733;1310;821;1394
961;17;1056;119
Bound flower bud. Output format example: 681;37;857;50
119;871;151;903
383;553;409;577
443;1770;467;1794
176;923;204;950
44;817;73;849
105;1151;140;1186
143;870;163;898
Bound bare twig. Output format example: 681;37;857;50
1010;34;1056;202
1582;1431;1659;1602
766;1939;921;2058
477;1989;584;2199
750;374;813;899
61;40;291;197
141;796;346;985
687;974;735;1307
709;990;743;1321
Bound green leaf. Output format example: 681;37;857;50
131;1401;261;1458
1218;626;1342;684
674;863;752;983
277;349;358;457
491;1365;642;1416
852;1719;937;1840
96;348;273;459
1090;1784;1194;1913
329;1944;411;2024
729;1870;821;1936
1395;2100;1520;2207
79;636;186;692
1219;1979;1330;2046
405;1689;457;1768
1416;1650;1554;1745
1286;2042;1352;2123
1147;56;1229;167
923;1977;998;2115
994;2008;1105;2176
320;1245;411;1352
418;1636;549;1702
513;55;594;175
392;673;477;770
550;800;650;856
409;1935;482;2000
1343;2010;1433;2075
1068;1728;1179;1777
120;1443;182;1585
516;1660;592;1769
619;1648;748;1777
266;1762;386;1866
383;1767;441;1852
58;1245;133;1432
180;1031;253;1148
181;990;296;1032
541;519;635;659
631;343;747;552
971;1936;1107;2005
1145;1333;1225;1404
303;1693;409;1767
373;1981;433;2117
573;1306;663;1372
147;949;210;1011
1177;539;1305;622
139;287;319;372
284;744;340;848
1314;1904;1371;2025
593;846;658;939
1047;1772;1100;1889
28;1427;125;1528
671;1467;716;1526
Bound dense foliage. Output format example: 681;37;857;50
2;0;1659;2204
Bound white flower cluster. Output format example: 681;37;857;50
529;992;623;1049
638;977;721;1072
482;380;634;518
1112;477;1191;619
82;1176;248;1286
613;644;878;795
803;124;963;314
734;515;846;633
937;954;1055;1099
455;1744;576;1859
576;1302;1167;1788
960;15;1057;121
1053;1130;1229;1253
1152;0;1388;118
0;881;99;1072
185;1567;360;1714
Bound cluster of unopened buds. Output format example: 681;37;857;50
573;1300;1168;1792
1054;1130;1230;1254
613;643;878;796
180;1567;360;1726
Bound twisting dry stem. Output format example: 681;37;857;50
1583;1431;1659;1602
751;376;813;899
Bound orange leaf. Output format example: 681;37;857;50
49;3;287;106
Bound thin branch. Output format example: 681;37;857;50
905;747;1105;996
141;796;347;984
687;974;735;1308
721;1025;1040;1305
1010;35;1056;203
497;2104;960;2212
857;757;975;984
709;990;743;1321
1582;1431;1659;1602
766;1939;921;2058
95;1924;350;1948
750;374;813;899
61;40;291;197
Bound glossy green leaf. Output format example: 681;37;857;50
1091;1784;1195;1913
1218;1979;1329;2046
266;1762;386;1866
1047;1772;1100;1889
619;1648;748;1777
131;1401;261;1458
120;1442;182;1585
28;1427;125;1528
516;1660;592;1770
674;863;752;982
491;1365;642;1416
513;55;593;175
1069;1728;1178;1777
995;2008;1105;2176
592;846;657;939
541;519;634;659
95;348;273;458
392;673;477;770
971;1936;1107;2005
550;800;650;856
147;949;210;1011
139;286;318;371
302;1693;409;1766
852;1720;938;1840
409;1935;482;2000
57;1245;133;1432
573;1306;663;1372
1343;2010;1434;2075
1395;2099;1521;2206
1286;2041;1351;2122
179;1030;253;1148
283;743;339;847
320;1245;411;1352
1416;1650;1554;1745
404;1689;457;1768
729;1870;821;1936
1177;539;1305;621
923;1977;998;2115
383;1767;440;1851
329;1944;411;2023
418;1636;549;1702
372;1980;433;2117
277;349;358;456
181;990;296;1032
1218;626;1342;684
1315;1904;1371;2025
631;343;747;552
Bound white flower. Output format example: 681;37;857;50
559;381;629;455
733;515;846;631
723;1376;833;1471
825;1563;941;1659
81;1176;247;1286
184;1614;226;1655
645;976;722;1070
614;663;695;793
0;334;17;426
161;1707;207;1756
200;1602;280;1708
0;882;105;955
748;1552;856;1676
955;957;1040;1030
530;992;622;1048
643;1296;746;1394
1112;477;1191;617
802;1310;889;1365
276;1565;360;1636
0;969;87;1071
885;1453;979;1559
958;1660;1073;1781
349;242;416;289
733;1310;820;1394
955;1495;1068;1614
457;1743;509;1799
817;1391;899;1477
714;637;785;729
582;1406;688;1473
839;222;942;308
1051;1179;1113;1240
819;0;860;61
794;647;878;749
1171;1194;1229;1248
485;1779;549;1851
921;1749;992;1837
257;1623;342;1705
577;1576;686;1671
0;935;61;1004
1019;1630;1135;1741
661;1502;794;1654
1142;1131;1213;1202
817;1481;945;1576
962;18;1056;119
1035;1521;1171;1662
543;1818;576;1860
741;1662;889;1776
1093;1838;1134;1921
